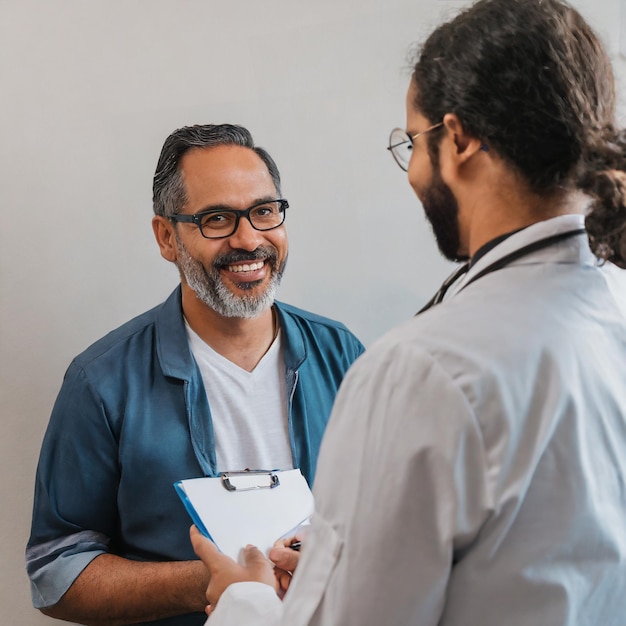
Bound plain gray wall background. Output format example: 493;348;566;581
1;1;624;624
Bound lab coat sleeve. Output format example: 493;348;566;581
205;582;282;625
280;337;494;626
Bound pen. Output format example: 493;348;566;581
288;540;302;551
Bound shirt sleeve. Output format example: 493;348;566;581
27;360;120;607
280;337;494;626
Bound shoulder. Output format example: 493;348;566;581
276;301;352;331
71;299;167;372
275;301;363;346
347;319;461;387
344;298;515;408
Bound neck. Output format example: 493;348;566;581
181;283;277;372
457;163;588;257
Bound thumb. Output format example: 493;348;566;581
190;525;221;567
242;544;268;568
241;544;277;588
269;545;300;573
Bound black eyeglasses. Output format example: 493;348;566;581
170;199;288;239
387;122;443;171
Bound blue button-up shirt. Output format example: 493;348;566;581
27;287;364;625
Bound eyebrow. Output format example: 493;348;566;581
193;195;279;214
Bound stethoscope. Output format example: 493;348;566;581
417;228;586;314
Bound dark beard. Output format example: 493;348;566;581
421;165;467;262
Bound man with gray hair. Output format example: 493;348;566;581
27;124;364;626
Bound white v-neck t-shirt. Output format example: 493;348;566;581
186;322;293;473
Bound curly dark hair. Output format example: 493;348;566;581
412;0;626;267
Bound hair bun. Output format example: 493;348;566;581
584;169;626;268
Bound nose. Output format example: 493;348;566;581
227;215;265;251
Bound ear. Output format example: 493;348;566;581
438;113;486;185
442;113;484;161
152;216;179;262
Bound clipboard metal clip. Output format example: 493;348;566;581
221;470;281;492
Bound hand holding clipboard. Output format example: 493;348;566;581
174;468;313;561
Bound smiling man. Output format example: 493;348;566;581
26;124;364;626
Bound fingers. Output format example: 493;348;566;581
269;544;300;573
274;567;293;597
190;526;278;605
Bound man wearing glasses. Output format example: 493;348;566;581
191;1;626;624
26;124;364;626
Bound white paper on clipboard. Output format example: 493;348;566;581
174;468;313;561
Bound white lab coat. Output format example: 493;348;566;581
208;214;626;626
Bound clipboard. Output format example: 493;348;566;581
174;468;313;560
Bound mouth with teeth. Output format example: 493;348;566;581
226;260;265;273
215;248;279;291
221;257;271;290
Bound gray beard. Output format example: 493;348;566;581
175;236;283;319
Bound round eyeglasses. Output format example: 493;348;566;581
170;199;288;239
387;122;443;171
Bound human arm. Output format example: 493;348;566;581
190;337;492;625
278;337;493;625
40;554;209;626
27;358;211;624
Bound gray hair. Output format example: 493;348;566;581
152;124;282;217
